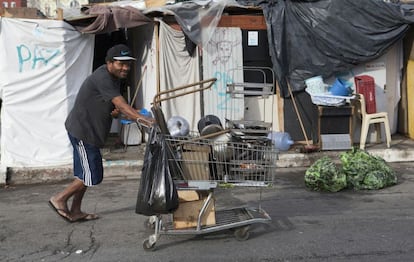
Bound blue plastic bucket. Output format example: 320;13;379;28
329;78;352;96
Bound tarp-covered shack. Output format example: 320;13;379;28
1;0;414;169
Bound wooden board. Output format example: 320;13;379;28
407;60;414;138
145;0;167;8
177;190;200;202
1;8;39;18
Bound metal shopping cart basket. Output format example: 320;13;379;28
136;78;278;251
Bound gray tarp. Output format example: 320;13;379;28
246;0;414;96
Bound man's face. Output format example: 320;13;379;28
107;60;132;79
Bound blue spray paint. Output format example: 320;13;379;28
213;71;241;112
17;44;61;72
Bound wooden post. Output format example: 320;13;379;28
407;60;414;138
56;8;63;20
155;22;160;104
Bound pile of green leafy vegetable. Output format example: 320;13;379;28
304;156;347;192
305;148;397;192
340;148;397;190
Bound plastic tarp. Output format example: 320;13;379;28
0;18;94;167
235;0;414;96
143;0;243;46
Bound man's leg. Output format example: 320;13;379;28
69;183;97;221
52;133;102;222
70;184;86;215
49;178;85;221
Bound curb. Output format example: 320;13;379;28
4;146;413;185
6;159;144;185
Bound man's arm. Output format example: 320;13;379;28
111;96;154;125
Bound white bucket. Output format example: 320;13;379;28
305;75;326;95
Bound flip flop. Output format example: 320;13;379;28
75;213;99;223
48;200;73;223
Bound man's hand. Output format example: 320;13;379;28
136;116;155;127
111;108;121;118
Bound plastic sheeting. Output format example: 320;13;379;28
0;18;94;167
135;126;179;216
144;0;243;46
239;0;414;96
67;0;414;97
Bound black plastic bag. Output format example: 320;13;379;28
135;126;179;216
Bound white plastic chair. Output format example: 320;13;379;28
354;93;391;150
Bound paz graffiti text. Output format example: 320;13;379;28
17;44;62;72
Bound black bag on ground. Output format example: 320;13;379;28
135;126;179;216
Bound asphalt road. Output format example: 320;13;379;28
1;163;414;262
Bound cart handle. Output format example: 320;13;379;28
152;78;217;106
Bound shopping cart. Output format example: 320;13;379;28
137;78;277;251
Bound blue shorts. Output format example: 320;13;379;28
68;133;103;186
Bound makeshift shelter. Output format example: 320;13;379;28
1;0;414;172
0;17;95;167
0;5;152;169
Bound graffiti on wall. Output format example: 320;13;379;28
16;44;62;72
204;28;243;117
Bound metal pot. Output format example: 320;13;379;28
212;133;232;161
197;115;222;133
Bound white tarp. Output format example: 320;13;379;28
135;24;160;111
159;21;201;132
0;17;94;167
202;27;244;124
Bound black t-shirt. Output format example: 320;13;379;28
65;65;122;147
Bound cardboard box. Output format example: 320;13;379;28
181;144;211;180
173;193;216;229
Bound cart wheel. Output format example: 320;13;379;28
234;226;250;241
143;238;156;251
